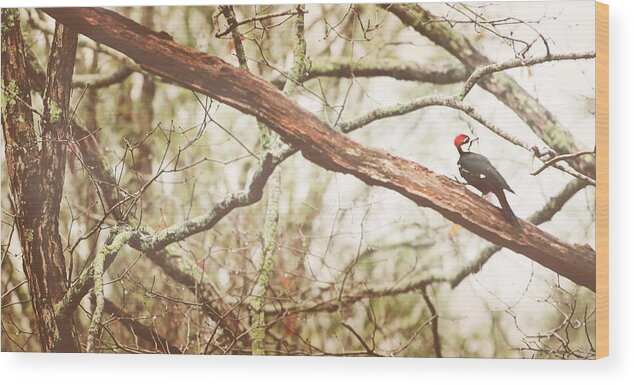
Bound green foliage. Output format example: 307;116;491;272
46;99;62;124
1;9;20;33
1;80;18;116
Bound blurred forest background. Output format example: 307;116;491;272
1;2;597;357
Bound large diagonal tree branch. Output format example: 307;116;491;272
381;3;596;179
42;7;596;292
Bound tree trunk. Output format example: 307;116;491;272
1;10;79;351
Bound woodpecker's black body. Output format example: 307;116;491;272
454;134;520;229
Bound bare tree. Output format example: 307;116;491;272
2;4;597;357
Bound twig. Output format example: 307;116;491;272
531;150;595;176
72;66;135;89
341;322;380;356
421;286;442;357
216;8;306;38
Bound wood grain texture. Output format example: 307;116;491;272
596;1;609;359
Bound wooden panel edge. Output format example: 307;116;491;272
595;1;609;360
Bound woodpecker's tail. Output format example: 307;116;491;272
495;190;521;230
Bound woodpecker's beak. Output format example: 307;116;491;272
468;136;479;150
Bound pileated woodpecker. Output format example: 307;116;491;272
454;134;520;229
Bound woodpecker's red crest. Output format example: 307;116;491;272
453;134;470;148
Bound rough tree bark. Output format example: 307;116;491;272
1;10;79;351
41;7;596;291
